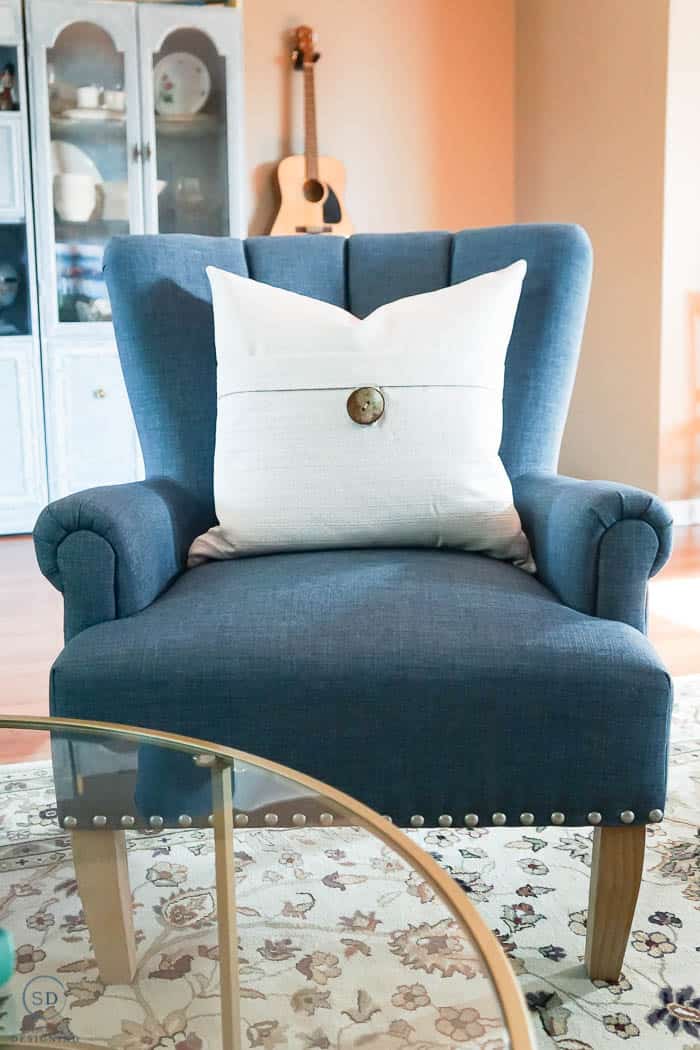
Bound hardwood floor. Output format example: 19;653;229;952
648;524;700;676
0;536;62;761
0;527;698;761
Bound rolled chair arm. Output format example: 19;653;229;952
34;478;212;641
513;472;673;631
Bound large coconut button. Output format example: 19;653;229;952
347;386;384;425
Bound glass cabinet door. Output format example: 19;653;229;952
138;4;244;238
28;1;143;329
0;41;28;337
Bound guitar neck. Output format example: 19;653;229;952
303;62;319;181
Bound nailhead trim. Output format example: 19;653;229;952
648;809;664;823
550;812;565;825
264;812;279;826
492;812;506;826
149;815;164;829
319;813;334;826
120;815;135;828
177;814;192;827
620;810;635;824
292;813;306;827
410;815;425;828
587;811;602;825
193;753;216;767
63;815;77;829
234;813;249;827
520;812;535;826
438;815;452;827
464;813;479;827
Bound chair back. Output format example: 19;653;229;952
104;225;592;520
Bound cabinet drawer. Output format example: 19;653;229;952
48;349;143;497
0;116;24;219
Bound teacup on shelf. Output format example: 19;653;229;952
103;89;126;112
76;84;102;109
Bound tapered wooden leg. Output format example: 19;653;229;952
585;825;646;982
71;829;137;985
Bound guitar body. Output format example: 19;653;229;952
272;155;353;236
271;26;353;237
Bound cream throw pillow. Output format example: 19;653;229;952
188;261;534;570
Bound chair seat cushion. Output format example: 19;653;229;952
51;549;671;826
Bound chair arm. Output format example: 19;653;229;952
513;472;673;631
34;478;212;641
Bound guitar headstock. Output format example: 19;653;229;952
292;25;320;68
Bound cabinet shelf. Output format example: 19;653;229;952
51;115;126;138
155;114;219;138
50;113;220;139
55;218;129;244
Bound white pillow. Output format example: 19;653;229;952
188;261;534;570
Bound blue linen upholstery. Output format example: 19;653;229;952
34;478;210;639
50;550;671;826
513;473;673;632
33;225;674;828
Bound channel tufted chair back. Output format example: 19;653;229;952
104;226;592;522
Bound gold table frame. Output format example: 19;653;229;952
0;714;535;1050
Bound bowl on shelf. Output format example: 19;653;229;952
54;173;98;223
100;179;167;222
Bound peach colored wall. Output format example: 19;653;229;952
659;0;700;501
243;0;515;236
515;0;669;492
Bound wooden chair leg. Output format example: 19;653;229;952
585;825;646;982
71;829;137;985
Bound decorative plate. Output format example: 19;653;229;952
50;140;102;182
154;52;211;116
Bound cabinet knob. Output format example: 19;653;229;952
93;387;107;400
132;144;141;162
143;142;152;161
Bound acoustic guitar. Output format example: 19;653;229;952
271;26;353;236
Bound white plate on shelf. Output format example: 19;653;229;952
154;52;211;116
61;107;126;123
51;140;102;182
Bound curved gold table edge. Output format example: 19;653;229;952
0;714;535;1049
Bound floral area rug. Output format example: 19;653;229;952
0;675;698;1050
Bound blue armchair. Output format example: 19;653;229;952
34;226;673;982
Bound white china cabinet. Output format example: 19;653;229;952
0;0;244;531
0;0;47;533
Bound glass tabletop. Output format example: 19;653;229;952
0;717;533;1050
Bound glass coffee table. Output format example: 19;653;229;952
0;716;534;1049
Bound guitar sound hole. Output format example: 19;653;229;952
303;179;325;203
